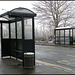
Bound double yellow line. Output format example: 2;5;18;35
36;60;73;72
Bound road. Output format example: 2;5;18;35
35;45;75;73
0;42;75;73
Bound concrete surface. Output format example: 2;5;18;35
0;57;71;74
35;41;75;48
0;41;74;74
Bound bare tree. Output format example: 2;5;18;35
33;1;75;34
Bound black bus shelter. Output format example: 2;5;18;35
55;26;75;45
0;7;36;67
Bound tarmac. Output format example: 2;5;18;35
0;56;73;74
0;42;74;74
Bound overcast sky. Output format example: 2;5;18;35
0;1;38;28
0;1;35;14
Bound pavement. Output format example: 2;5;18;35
0;42;74;74
35;41;75;48
35;41;55;46
0;57;71;74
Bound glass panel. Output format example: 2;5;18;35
0;17;8;21
60;30;64;37
10;23;16;38
56;38;60;44
73;29;75;37
65;37;69;44
70;29;72;37
65;30;69;44
65;30;69;36
60;38;64;44
3;15;15;21
0;23;1;41
56;30;59;37
56;30;60;44
17;21;22;39
24;18;32;39
2;23;9;38
60;30;64;44
73;29;75;44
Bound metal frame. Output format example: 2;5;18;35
55;27;75;45
0;7;36;67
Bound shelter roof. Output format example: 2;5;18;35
55;26;75;30
0;7;36;22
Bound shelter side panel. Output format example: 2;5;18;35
2;39;10;57
23;40;34;52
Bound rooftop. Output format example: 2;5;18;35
55;26;75;29
0;7;36;22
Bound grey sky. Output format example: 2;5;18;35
0;1;35;14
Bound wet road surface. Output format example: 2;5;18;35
0;42;75;74
35;45;75;73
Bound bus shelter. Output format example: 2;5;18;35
55;26;75;45
0;7;36;67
